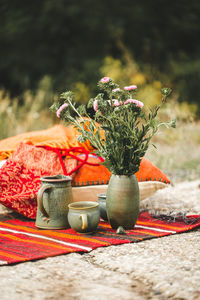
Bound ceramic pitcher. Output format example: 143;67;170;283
35;175;73;229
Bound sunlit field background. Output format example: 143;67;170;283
0;1;199;183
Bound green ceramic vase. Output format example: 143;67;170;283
106;174;140;229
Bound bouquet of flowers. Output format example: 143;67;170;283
50;77;175;176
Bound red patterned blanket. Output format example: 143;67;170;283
0;211;199;265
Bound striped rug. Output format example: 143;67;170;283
0;211;199;265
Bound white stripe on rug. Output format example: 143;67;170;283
134;225;176;233
0;227;92;251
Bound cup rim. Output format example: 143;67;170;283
68;201;99;210
98;193;107;199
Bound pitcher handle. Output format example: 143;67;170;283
37;184;53;219
80;214;88;230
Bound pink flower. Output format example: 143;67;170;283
93;99;98;112
100;77;111;83
93;99;122;111
56;103;69;118
136;100;144;108
113;99;120;107
124;99;144;108
124;99;136;105
112;88;121;92
124;85;137;91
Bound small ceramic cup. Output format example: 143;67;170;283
98;193;108;221
68;201;100;234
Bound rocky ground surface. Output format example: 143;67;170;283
0;180;200;300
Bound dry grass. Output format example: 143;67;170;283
0;77;57;139
146;120;200;183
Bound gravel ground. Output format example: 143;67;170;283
0;180;200;300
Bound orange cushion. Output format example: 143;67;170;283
0;124;95;161
72;155;170;186
135;158;170;183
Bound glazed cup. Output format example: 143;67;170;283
68;201;100;234
98;193;108;221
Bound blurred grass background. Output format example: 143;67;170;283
0;0;199;181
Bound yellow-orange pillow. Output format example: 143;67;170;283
72;155;170;187
135;158;170;183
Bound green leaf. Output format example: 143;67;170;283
87;98;94;109
99;159;112;170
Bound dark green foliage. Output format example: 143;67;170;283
0;0;199;108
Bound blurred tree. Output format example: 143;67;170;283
0;0;199;108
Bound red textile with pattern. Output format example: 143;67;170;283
0;211;199;265
0;143;77;219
